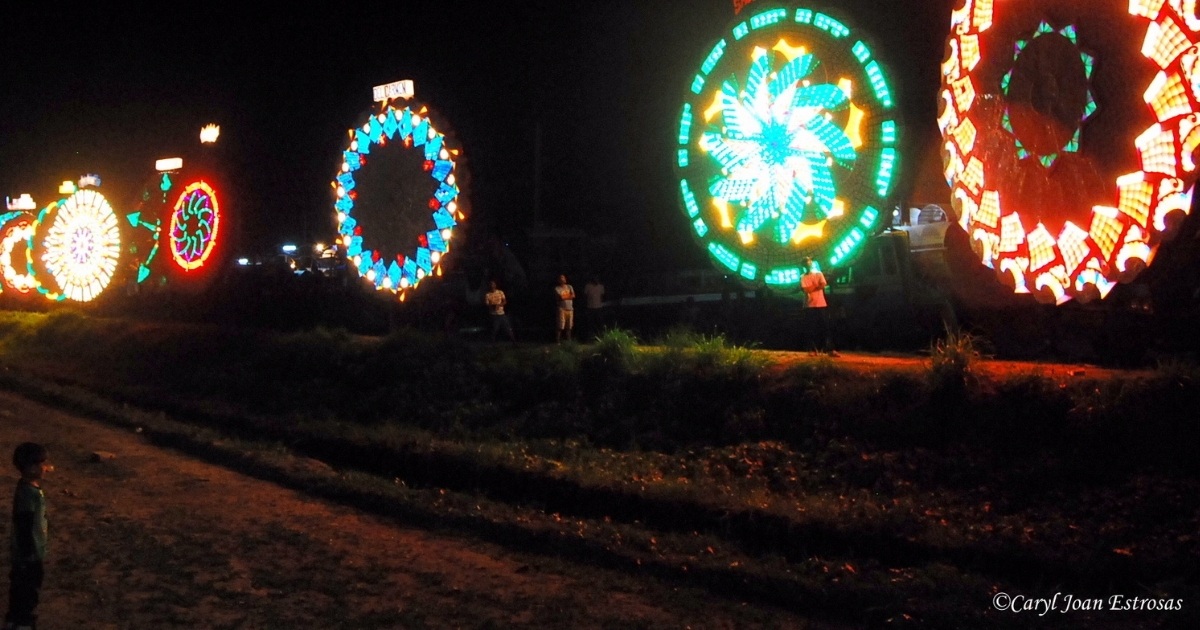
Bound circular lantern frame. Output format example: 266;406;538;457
675;3;901;290
159;168;230;292
939;0;1200;304
332;100;465;300
28;189;122;303
0;212;38;295
168;180;221;272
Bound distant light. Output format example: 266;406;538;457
5;194;36;211
78;174;101;188
314;243;325;253
281;244;297;254
237;257;250;266
156;157;183;172
58;181;77;195
200;124;220;144
372;79;414;102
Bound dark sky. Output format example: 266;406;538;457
0;0;954;270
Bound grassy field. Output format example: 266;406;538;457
0;309;1197;628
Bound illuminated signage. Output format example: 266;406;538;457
5;194;35;211
372;80;415;102
78;174;102;188
156;158;184;172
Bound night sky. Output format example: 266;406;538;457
0;0;955;272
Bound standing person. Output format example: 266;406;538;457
554;274;576;343
5;443;50;630
484;280;516;342
801;257;839;357
582;276;606;340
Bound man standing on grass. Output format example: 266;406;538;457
554;274;575;343
801;257;838;357
485;280;516;342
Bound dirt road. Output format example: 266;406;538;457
0;390;817;629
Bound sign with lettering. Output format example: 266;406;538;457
372;79;415;102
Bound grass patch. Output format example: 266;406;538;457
1;310;1197;628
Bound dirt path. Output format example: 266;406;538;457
0;390;819;629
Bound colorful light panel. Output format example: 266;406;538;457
169;181;221;272
333;103;464;300
677;4;899;290
939;0;1200;304
34;189;122;302
0;212;37;294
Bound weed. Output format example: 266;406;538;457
928;327;986;395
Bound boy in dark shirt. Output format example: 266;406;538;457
5;443;50;630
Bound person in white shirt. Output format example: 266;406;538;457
554;274;576;343
484;280;515;342
801;257;838;356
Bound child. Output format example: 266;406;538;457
5;443;50;630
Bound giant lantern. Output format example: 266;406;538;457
939;0;1200;304
676;3;900;291
332;80;467;301
27;179;123;303
0;211;38;297
120;159;180;288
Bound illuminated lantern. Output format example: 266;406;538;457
121;166;177;287
156;167;231;293
333;87;466;299
939;0;1200;304
676;4;900;290
0;212;38;295
28;189;122;303
169;181;221;271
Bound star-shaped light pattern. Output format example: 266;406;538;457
333;103;464;300
1001;22;1096;168
704;45;857;246
940;0;1200;305
677;5;897;290
36;189;122;302
169;181;220;272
